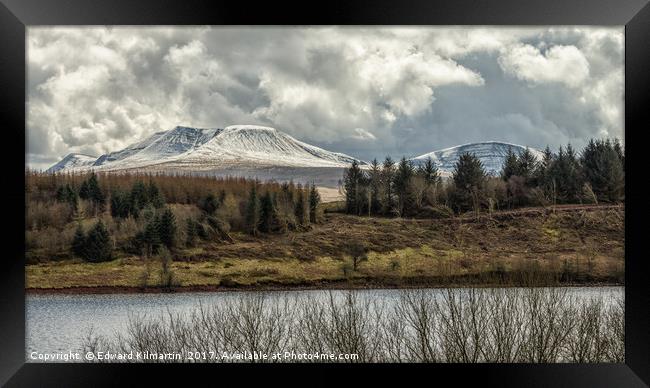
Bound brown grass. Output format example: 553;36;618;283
26;206;624;290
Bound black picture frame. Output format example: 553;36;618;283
1;0;648;386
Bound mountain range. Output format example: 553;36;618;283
46;125;542;187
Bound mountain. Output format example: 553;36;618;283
92;131;167;167
46;128;543;186
178;125;359;168
45;153;98;173
411;141;544;176
47;125;363;186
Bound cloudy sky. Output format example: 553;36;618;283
27;26;624;170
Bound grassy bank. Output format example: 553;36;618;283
26;205;624;292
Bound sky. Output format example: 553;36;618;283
27;26;624;170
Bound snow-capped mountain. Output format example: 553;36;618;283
179;125;359;168
47;127;543;186
92;131;167;167
411;141;544;176
45;153;98;173
47;125;363;186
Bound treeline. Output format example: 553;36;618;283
343;138;624;217
26;172;321;263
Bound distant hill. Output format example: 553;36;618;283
411;141;544;176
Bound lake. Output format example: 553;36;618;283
26;286;623;362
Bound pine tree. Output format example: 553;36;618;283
129;181;148;217
110;190;131;219
84;220;113;262
517;148;538;183
381;156;396;215
308;183;321;223
451;153;487;213
294;184;309;227
56;183;78;212
158;207;177;248
393;157;415;217
557;144;582;203
185;218;197;247
534;146;556;201
580;139;624;202
199;193;219;215
613;138;625;170
368;159;381;215
259;191;279;233
245;185;260;236
343;160;366;215
148;181;165;208
79;180;90;200
501;148;519;181
143;216;161;256
418;157;440;187
71;223;86;258
86;173;106;212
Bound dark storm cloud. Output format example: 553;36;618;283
27;27;623;169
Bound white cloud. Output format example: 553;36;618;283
498;44;590;88
26;26;624;169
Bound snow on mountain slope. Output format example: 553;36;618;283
93;131;167;167
114;126;221;167
45;153;97;173
47;125;362;174
179;125;359;168
411;141;544;176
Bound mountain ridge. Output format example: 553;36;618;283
46;126;543;184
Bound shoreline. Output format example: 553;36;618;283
25;281;625;295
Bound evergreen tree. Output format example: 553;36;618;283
71;223;86;258
158;207;177;248
343;160;366;215
185;218;197;247
147;181;165;208
199;193;220;215
142;216;161;256
129;181;149;217
535;146;556;201
368;159;382;215
79;180;90;200
84;220;113;262
580;139;624;202
381;156;396;215
110;190;131;219
86;173;106;211
56;183;78;211
501;148;519;182
554;144;582;203
613;138;625;170
259;191;279;233
294;184;309;227
245;185;260;236
309;183;321;223
418;157;440;187
393;157;415;217
517;148;538;183
451;153;487;213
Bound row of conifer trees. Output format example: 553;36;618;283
343;138;624;216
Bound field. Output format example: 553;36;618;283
26;204;624;292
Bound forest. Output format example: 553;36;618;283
342;138;624;217
26;171;321;265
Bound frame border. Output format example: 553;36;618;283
1;0;648;386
